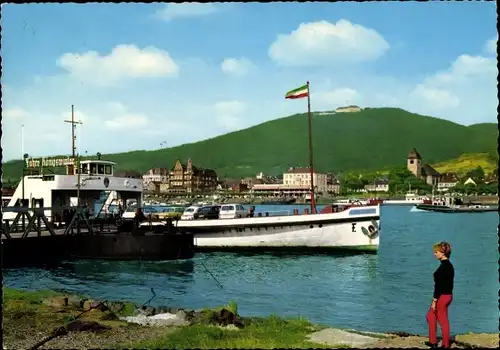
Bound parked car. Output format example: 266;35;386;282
219;204;248;219
154;206;186;220
122;205;158;220
194;205;221;220
180;206;201;220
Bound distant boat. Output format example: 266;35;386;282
414;195;498;213
383;192;429;206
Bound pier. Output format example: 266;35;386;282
2;206;195;268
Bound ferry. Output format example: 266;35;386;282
2;156;143;224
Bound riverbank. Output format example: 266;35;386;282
3;288;497;349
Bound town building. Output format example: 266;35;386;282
144;181;161;194
437;172;460;192
463;177;477;186
142;167;169;184
167;158;218;195
241;177;264;189
116;170;142;179
364;179;389;192
407;148;441;186
283;167;328;194
326;173;341;194
335;105;362;113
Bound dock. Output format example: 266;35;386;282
2;206;195;268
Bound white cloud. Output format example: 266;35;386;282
105;114;149;130
406;47;497;122
154;3;218;22
213;100;246;129
221;58;256;77
57;45;179;85
314;88;361;108
269;19;390;66
3;107;28;119
410;85;460;109
485;37;497;54
428;54;496;86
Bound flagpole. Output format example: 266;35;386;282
306;81;317;214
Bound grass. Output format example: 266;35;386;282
2;288;345;349
432;152;497;175
126;315;341;349
2;107;497;180
3;288;499;349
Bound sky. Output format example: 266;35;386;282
2;2;498;161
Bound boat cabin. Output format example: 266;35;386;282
66;160;116;176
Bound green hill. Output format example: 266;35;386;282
432;153;498;175
2;108;497;181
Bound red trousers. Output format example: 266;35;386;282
426;294;453;347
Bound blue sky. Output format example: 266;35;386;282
2;2;497;161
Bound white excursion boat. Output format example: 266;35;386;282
169;82;382;253
174;204;380;252
3;156;143;224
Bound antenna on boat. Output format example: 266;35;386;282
64;105;83;159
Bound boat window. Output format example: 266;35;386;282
105;165;112;175
90;163;97;175
98;164;105;175
81;164;88;174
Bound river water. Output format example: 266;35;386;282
3;205;498;335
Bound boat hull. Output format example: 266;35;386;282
2;232;195;268
175;206;380;253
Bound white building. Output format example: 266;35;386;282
364;179;389;192
438;172;460;192
142;167;169;185
283;167;328;194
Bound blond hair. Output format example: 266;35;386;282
433;241;452;258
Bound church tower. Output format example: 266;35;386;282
407;148;422;178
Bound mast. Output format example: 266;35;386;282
64;105;83;159
306;81;317;214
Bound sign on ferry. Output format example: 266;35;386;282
25;157;75;168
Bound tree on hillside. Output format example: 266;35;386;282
450;183;465;194
464;183;477;195
466;166;485;183
388;166;415;193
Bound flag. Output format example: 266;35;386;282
285;84;308;99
